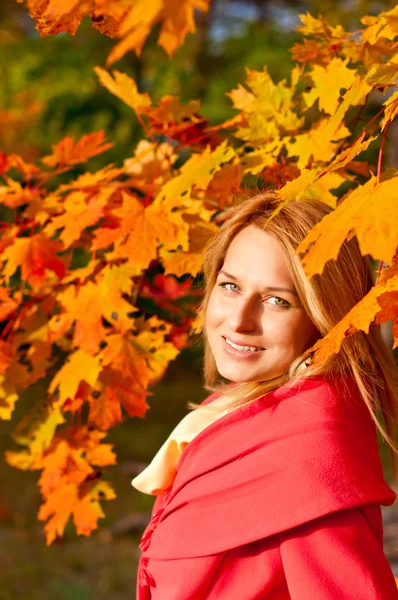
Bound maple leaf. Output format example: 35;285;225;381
381;91;398;131
44;188;113;248
94;67;152;112
161;251;204;278
0;340;14;374
2;233;66;290
304;58;357;115
310;264;398;365
322;131;377;175
42;131;113;168
290;40;329;65
56;283;106;355
132;316;180;384
154;141;235;208
297;175;398;278
0;287;19;321
106;0;164;64
58;164;124;193
12;400;65;458
144;96;201;129
157;0;211;58
38;482;78;545
0;375;18;420
361;5;398;45
73;480;116;536
49;350;102;403
285;119;349;169
107;0;211;64
229;67;303;144
85;334;150;428
296;13;328;36
0;177;38;209
106;192;189;273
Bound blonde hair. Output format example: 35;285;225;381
189;192;398;480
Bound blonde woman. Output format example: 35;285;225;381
133;193;398;599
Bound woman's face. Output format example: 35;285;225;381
205;225;319;383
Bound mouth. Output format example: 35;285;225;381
222;336;265;358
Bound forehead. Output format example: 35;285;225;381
221;225;293;285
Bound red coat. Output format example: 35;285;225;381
136;373;398;599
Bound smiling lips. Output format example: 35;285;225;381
223;336;265;353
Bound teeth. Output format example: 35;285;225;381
225;338;262;352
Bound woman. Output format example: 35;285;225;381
132;193;398;599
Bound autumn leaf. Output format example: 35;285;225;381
297;175;398;277
2;233;66;290
381;91;398;131
73;480;116;536
44;188;113;248
303;58;357;115
0;375;18;420
106;192;189;273
94;67;152;112
154;141;235;208
42;131;113;168
361;5;398;45
38;482;78;546
310;264;398;365
49;350;102;403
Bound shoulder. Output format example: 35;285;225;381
271;371;367;420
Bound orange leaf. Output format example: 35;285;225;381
311;264;398;365
42;131;112;168
297;175;398;277
38;483;78;546
49;350;101;403
2;233;65;289
94;68;152;112
108;192;189;273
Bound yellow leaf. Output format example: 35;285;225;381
94;67;152;112
49;350;101;403
44;188;112;248
297;13;327;36
301;172;345;208
158;0;211;58
323;78;372;141
285;119;349;168
297;176;398;277
161;250;203;278
154;141;235;208
365;59;398;86
311;266;398;365
29;405;65;457
304;58;357;115
110;0;163;58
381;91;398;131
5;450;35;470
0;374;18;420
361;5;398;44
322;132;377;174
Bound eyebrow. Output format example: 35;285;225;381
218;269;299;298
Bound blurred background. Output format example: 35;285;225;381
1;0;397;597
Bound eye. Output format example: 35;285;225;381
266;296;290;308
218;281;240;293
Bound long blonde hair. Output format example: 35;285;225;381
190;192;398;480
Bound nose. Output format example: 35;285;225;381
228;296;260;333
